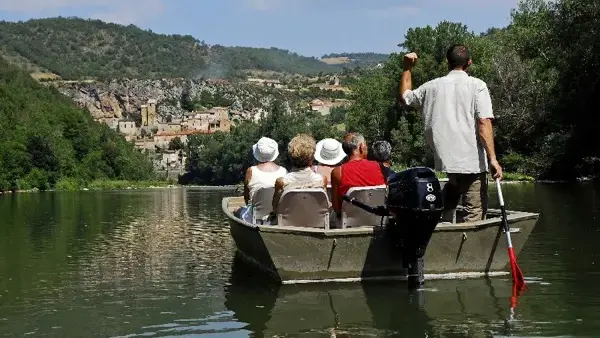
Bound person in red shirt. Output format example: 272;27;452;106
330;132;386;219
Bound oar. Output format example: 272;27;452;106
496;178;527;290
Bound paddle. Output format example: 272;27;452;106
495;178;527;290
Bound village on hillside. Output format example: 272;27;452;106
77;75;353;178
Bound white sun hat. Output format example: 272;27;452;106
315;138;346;166
252;137;280;163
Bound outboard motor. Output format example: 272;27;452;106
342;166;443;289
386;167;443;288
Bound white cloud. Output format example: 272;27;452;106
0;0;165;25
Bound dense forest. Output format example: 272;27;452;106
182;0;599;184
0;60;156;192
0;17;354;79
350;0;600;180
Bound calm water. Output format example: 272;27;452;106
1;184;599;337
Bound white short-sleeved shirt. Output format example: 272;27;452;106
248;166;287;202
402;70;494;174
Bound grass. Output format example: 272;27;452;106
390;166;535;182
55;178;177;191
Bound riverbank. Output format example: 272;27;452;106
0;171;578;195
0;178;242;194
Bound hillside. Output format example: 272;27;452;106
0;17;350;80
321;52;389;67
0;59;155;191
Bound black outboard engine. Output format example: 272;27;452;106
386;167;443;288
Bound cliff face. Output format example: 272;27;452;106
48;78;288;122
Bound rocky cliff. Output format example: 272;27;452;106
48;78;296;123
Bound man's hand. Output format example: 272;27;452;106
403;52;418;70
490;159;503;180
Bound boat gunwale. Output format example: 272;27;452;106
222;196;540;237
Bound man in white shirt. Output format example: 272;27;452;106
398;44;503;222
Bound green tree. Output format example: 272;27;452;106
0;59;156;192
168;137;184;151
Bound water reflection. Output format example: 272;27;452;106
1;184;600;337
224;253;520;337
0;188;242;337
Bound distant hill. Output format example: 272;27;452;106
0;17;362;80
321;52;390;67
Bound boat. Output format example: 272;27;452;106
222;169;540;285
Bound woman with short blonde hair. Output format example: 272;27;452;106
272;134;327;210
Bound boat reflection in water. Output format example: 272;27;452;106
224;253;521;337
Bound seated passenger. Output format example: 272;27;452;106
330;132;386;219
236;136;287;222
371;140;397;180
313;138;347;184
272;134;327;212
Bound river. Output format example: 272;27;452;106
0;183;599;337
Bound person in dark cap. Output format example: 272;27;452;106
371;140;396;180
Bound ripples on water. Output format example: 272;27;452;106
0;183;599;337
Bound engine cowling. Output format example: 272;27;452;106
385;167;444;288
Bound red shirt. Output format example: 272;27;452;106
337;159;386;197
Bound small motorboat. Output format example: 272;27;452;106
222;167;539;286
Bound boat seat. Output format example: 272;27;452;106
251;186;276;224
341;185;387;228
277;188;330;229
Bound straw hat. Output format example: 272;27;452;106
252;137;279;163
315;138;346;166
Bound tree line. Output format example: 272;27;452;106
180;101;344;185
347;0;600;180
181;0;600;184
0;60;155;192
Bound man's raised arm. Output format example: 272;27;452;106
397;52;424;108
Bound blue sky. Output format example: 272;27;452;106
0;0;519;57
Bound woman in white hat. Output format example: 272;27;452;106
313;138;347;184
243;136;288;205
236;136;287;223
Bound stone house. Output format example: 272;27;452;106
153;130;215;148
134;139;155;151
100;117;119;130
158;123;182;133
309;99;352;116
208;118;231;132
309;99;333;115
118;121;138;136
158;149;186;170
183;117;210;131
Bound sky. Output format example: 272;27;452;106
0;0;519;57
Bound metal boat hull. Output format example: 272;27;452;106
223;196;539;284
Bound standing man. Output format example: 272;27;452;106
398;44;502;222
